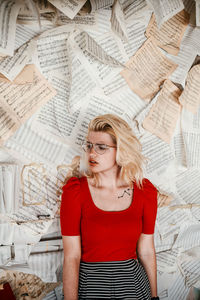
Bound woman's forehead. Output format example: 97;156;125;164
87;131;114;143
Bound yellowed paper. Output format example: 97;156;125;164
143;80;181;143
0;270;59;300
120;38;177;101
0;65;34;84
146;10;189;55
169;203;200;211
0;40;36;82
179;65;200;113
157;191;173;207
13;64;34;84
0;64;56;144
21;163;47;206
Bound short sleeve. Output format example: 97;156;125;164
142;179;158;234
60;177;81;236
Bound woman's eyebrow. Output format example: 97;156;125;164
86;140;107;144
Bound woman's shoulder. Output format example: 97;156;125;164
62;176;86;192
142;178;157;190
62;176;81;192
139;178;157;198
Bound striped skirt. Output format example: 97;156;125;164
78;258;151;299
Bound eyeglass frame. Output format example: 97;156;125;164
81;141;117;155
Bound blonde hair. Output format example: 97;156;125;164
64;114;146;187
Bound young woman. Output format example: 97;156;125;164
60;114;159;300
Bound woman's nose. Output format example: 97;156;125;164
90;146;96;154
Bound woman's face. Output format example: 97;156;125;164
85;131;117;174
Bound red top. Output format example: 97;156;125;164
60;176;157;262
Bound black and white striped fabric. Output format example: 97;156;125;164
78;258;151;299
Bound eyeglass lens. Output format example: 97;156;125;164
82;142;108;154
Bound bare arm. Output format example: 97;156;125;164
62;235;81;300
136;233;158;298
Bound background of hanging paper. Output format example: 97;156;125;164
1;0;200;299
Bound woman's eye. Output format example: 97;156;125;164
86;143;92;149
98;145;107;150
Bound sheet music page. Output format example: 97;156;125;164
147;0;184;27
36;25;73;77
157;272;174;296
86;9;112;37
31;74;81;142
83;31;124;67
90;0;114;11
0;245;11;265
180;24;200;53
120;37;177;101
196;0;200;26
0;164;20;214
146;10;190;55
173;223;200;251
69;91;125;145
110;87;147;119
57;11;96;27
111;0;128;42
154;228;175;253
177;248;200;287
33;0;56;13
74;31;123;84
4;122;71;170
17;6;55;27
176;169;200;206
0;39;36;81
157;205;197;239
183;0;195;14
120;20;148;59
179;65;200;113
0;220;15;244
0;64;56;145
157;192;173;208
48;0;87;19
0;0;23;56
142;80;181;143
28;250;63;282
67;37;98;112
139;133;175;176
156;249;180;273
3;165;60;236
179;105;200;170
15;22;54;51
182;130;200;168
69;30;126;109
166;45;197;87
102;73;127;96
167;269;190;299
123;0;152;20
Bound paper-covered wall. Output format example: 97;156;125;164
0;0;200;299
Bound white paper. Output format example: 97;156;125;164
48;0;87;19
0;0;23;56
147;0;184;27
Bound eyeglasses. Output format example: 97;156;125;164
81;141;116;155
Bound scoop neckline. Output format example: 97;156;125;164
84;177;135;214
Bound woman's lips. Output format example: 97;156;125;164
89;159;98;166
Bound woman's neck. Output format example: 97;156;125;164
92;167;124;188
